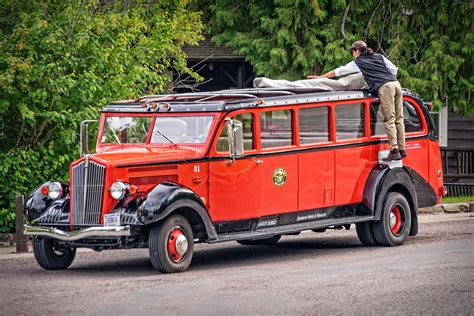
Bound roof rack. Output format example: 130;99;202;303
137;87;334;104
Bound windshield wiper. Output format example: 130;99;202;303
155;129;176;145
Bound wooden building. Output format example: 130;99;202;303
177;37;255;92
440;110;474;196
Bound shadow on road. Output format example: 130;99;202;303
61;234;364;275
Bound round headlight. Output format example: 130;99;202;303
109;181;127;200
48;182;63;200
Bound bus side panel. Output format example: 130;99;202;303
403;138;430;188
298;150;335;210
259;154;298;217
334;146;372;205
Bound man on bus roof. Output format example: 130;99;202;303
307;40;406;162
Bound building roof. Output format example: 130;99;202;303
183;36;243;61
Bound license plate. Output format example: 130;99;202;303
104;214;121;227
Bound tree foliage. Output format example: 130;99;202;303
198;0;473;115
0;0;203;232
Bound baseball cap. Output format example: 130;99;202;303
350;40;367;51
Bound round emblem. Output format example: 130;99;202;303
272;168;287;186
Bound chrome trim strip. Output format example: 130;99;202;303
24;224;131;241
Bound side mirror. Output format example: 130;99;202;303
226;119;244;163
80;120;99;156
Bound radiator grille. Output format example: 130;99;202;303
71;159;106;225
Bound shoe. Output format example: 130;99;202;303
399;150;407;159
383;149;402;162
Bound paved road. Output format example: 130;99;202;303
1;213;473;315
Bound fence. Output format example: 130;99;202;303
441;148;474;197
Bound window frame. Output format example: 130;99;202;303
258;107;297;152
296;104;332;146
368;97;428;140
333;101;369;142
212;110;258;156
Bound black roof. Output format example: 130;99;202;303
102;87;423;113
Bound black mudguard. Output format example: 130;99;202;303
137;182;217;239
24;181;69;221
362;165;419;236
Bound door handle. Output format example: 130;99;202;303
256;159;264;164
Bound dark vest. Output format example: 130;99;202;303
354;53;397;92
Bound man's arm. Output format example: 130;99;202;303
306;61;360;79
306;70;336;79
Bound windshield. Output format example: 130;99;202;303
150;116;214;144
101;115;214;144
101;116;152;144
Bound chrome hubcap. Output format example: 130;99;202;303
175;234;188;256
390;212;397;229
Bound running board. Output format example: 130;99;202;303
209;216;375;244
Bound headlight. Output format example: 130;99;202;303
109;181;127;200
47;182;63;200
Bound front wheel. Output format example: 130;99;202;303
148;215;194;273
32;237;76;270
372;192;412;246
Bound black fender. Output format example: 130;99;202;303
24;181;69;221
137;182;217;239
33;197;70;225
362;165;419;236
109;193;145;226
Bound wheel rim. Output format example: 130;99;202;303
48;240;69;259
167;227;188;263
389;206;402;235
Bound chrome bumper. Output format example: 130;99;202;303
24;224;131;241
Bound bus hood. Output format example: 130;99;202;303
89;146;207;167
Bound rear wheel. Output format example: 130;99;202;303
372;192;411;246
356;221;378;246
32;237;76;270
237;235;281;245
148;215;194;273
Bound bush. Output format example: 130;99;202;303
0;0;203;232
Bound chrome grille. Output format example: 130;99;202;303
71;159;106;225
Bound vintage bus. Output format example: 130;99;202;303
24;87;444;273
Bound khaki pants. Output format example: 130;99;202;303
378;81;405;151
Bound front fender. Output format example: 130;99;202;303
33;197;70;225
24;181;69;221
137;182;217;239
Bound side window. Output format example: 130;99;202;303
260;110;293;148
403;101;421;132
370;103;385;136
370;101;421;135
336;103;365;140
216;113;254;152
299;106;329;144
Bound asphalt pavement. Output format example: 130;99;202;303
1;213;473;315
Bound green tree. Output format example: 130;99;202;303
198;0;473;114
0;0;203;232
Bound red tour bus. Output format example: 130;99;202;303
24;87;444;273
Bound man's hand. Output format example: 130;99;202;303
306;75;321;79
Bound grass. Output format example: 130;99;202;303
441;195;474;203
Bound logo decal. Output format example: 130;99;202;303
273;168;287;186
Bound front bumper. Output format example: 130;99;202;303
24;224;131;241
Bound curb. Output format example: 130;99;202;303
419;202;474;214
